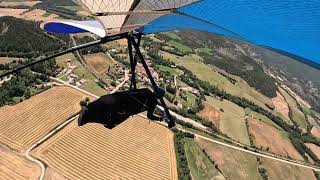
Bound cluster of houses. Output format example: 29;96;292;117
135;60;159;82
0;75;12;86
57;59;87;87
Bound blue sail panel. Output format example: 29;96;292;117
140;0;320;68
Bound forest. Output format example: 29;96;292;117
0;16;69;58
0;59;58;107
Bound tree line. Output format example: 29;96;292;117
172;128;194;180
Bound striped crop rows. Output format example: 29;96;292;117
34;116;177;180
0;86;90;152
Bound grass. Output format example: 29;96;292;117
196;48;213;55
58;6;81;11
160;51;273;110
196;138;262;180
42;12;52;17
261;157;317;180
83;53;115;75
179;91;197;108
184;138;223;180
156;65;178;74
146;34;163;43
162;32;181;40
206;96;251;145
55;53;107;96
245;108;283;130
167;40;192;53
279;87;308;129
79;81;106;97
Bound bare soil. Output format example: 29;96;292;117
44;168;68;180
0;145;40;180
272;91;290;119
83;53;115;75
0;57;18;64
197;103;220;128
0;8;29;16
311;127;320;139
305;143;320;158
0;1;40;7
248;118;304;161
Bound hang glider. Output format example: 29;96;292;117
2;0;320;128
43;0;320;69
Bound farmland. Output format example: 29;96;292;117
160;50;273;110
0;8;28;16
272;91;290;120
261;157;317;180
247;118;304;161
245;109;283;130
184;138;224;180
279;87;307;129
83;52;115;75
0;86;92;152
55;53;107;96
206;96;250;145
196;138;262;180
311;127;320;139
33;116;177;180
197;102;220;128
0;1;40;7
305;143;320;158
167;40;192;53
0;57;17;64
0;145;40;180
44;168;68;180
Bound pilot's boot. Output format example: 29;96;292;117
78;101;89;126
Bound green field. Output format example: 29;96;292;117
167;40;193;53
55;53;107;96
58;6;81;11
245;108;283;130
178;91;197;108
184;138;224;180
197;138;262;180
79;81;106;97
160;51;274;110
156;65;180;75
206;96;251;145
162;32;181;40
279;87;308;129
42;12;52;17
196;48;213;55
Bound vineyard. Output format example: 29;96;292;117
0;86;92;152
33;116;177;180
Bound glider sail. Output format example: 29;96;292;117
44;0;320;68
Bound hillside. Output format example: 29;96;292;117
155;30;320;114
1;5;320;180
0;16;69;58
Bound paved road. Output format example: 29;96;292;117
111;69;129;94
50;77;99;99
28;77;320;180
157;105;207;129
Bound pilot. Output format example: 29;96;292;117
78;88;165;128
